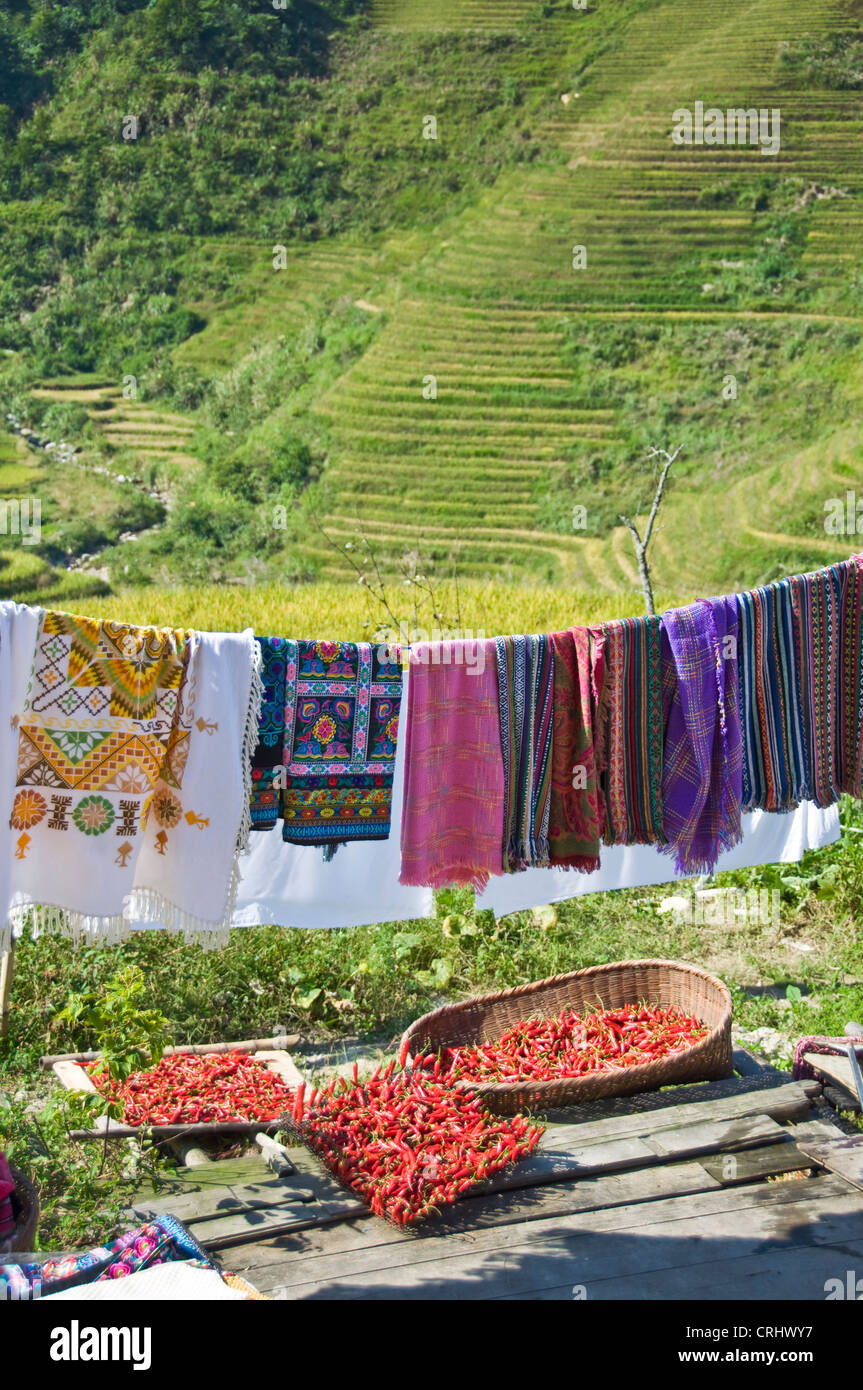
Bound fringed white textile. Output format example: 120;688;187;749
6;623;261;949
122;628;262;947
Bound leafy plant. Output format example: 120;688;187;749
57;965;173;1100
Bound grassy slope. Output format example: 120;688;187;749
6;0;862;596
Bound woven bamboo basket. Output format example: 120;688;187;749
8;1167;39;1253
400;959;733;1114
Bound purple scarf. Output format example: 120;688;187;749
660;596;742;875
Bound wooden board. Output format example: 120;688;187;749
797;1134;863;1193
535;1068;820;1126
259;1174;859;1299
40;1035;300;1068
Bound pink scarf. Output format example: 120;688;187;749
399;641;504;890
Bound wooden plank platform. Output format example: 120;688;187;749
113;1053;863;1299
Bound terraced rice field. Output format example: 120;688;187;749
370;0;538;29
286;0;863;588
30;380;199;480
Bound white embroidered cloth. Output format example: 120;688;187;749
4;613;260;947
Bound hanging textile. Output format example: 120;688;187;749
8;621;261;948
476;802;840;917
736;577;808;812
234;662;434;928
790;555;863;806
249;636;288;831
8;610;196;936
0;602;42;954
600;615;664;845
547;625;606;871
495;634;554;872
400;640;504;891
125;628;262;946
280;640;402;858
659;596;742;876
840;554;863;796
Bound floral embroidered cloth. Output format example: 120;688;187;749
7;617;262;947
126;628;261;944
280;639;402;858
9;610;196;929
0;1215;211;1300
0;1153;15;1244
250;636;289;831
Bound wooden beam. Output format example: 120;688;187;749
40;1035;300;1068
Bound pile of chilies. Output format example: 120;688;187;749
85;1051;294;1125
288;1059;543;1227
437;1003;709;1084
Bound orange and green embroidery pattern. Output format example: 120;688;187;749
12;611;195;859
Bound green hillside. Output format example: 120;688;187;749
1;0;862;598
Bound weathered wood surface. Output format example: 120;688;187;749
51;1058;98;1095
536;1067;818;1126
731;1046;783;1078
259;1175;860;1300
115;1070;863;1299
797;1134;863;1193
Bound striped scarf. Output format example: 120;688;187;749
791;554;863;804
660;596;742;875
495;634;554;872
737;579;809;811
548;625;606;871
249;636;288;831
599;615;664;845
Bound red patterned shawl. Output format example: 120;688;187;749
548;626;606;871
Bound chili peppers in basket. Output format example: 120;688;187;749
84;1051;295;1126
289;1059;543;1226
436;1002;708;1085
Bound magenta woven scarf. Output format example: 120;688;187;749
659;595;742;876
399;640;504;891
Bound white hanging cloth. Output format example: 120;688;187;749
232;664;435;930
475;802;840;918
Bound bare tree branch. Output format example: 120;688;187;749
619;444;682;617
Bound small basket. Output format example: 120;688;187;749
8;1168;40;1253
400;958;733;1114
